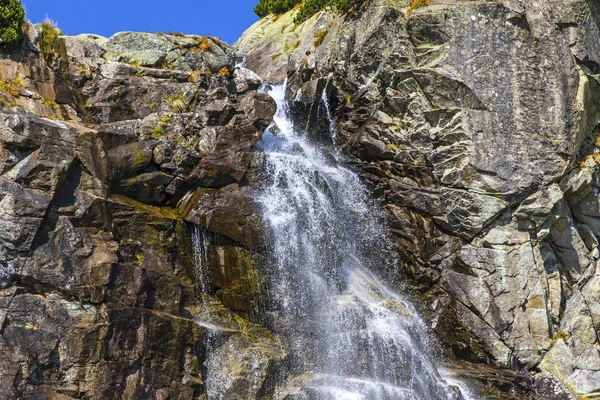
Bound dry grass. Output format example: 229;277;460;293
196;37;213;53
549;331;568;348
217;67;230;77
406;0;432;17
188;70;201;83
313;29;329;49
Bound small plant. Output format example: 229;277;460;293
0;76;24;98
160;115;171;125
188;69;201;83
166;93;189;113
151;127;163;139
313;29;328;49
196;36;213;52
406;0;431;17
133;69;147;77
151;113;172;138
549;331;568;348
136;253;143;266
39;18;62;64
0;0;25;48
271;53;282;60
217;66;229;77
42;97;57;107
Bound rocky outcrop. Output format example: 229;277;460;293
3;0;600;398
237;0;600;398
0;25;285;399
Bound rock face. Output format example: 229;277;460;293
2;0;600;397
237;0;600;398
0;25;285;399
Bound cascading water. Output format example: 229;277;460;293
256;82;470;400
192;226;210;293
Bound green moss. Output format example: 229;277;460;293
151;127;163;139
130;150;149;169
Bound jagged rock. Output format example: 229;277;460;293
177;185;264;248
0;24;278;400
2;0;600;398
230;67;262;93
236;0;600;397
205;331;285;400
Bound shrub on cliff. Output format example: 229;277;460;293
0;0;25;48
253;0;363;22
39;19;61;64
254;0;302;18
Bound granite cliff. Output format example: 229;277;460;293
0;0;599;398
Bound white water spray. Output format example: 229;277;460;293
256;81;471;400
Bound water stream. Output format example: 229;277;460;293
255;82;469;400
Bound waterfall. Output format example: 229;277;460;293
257;82;471;400
192;225;210;293
320;86;337;145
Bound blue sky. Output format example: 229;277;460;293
21;0;260;44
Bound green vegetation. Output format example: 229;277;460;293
0;0;24;48
165;93;189;113
152;114;171;139
254;0;301;18
254;0;363;24
39;19;62;64
41;97;57;107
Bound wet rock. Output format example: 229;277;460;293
205;331;285;400
0;23;279;400
230;67;263;93
236;0;600;396
178;185;265;248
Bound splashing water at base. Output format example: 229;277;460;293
257;82;472;400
